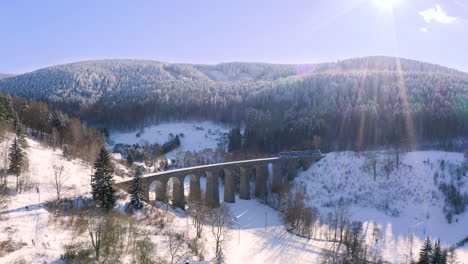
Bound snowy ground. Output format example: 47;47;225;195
0;138;331;264
108;121;232;159
1;137;467;263
0;139;93;263
224;198;330;264
295;150;468;263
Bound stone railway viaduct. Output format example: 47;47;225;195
115;153;324;209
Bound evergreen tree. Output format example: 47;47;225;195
162;135;181;154
91;147;115;209
8;137;25;192
419;237;433;264
0;95;15;123
15;124;28;148
432;240;443;264
130;166;144;210
174;135;181;146
441;249;448;264
127;151;134;166
228;128;242;152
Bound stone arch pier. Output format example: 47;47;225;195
115;153;324;210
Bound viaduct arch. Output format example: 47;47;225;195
115;153;324;210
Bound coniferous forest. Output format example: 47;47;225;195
0;56;466;153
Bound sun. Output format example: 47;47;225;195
372;0;402;11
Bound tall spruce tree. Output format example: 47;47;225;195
432;240;448;264
8;137;24;192
432;240;441;264
228;128;242;152
15;124;28;149
419;237;433;264
91;147;115;209
130;166;144;210
441;249;448;264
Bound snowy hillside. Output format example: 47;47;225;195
0;139;93;263
0;137;332;263
294;150;468;263
109;121;231;159
1;136;467;263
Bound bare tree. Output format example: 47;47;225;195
0;168;6;190
335;200;350;243
188;237;206;262
0;139;10;187
0;187;7;210
394;146;401;171
132;235;157;264
285;189;319;239
82;209;136;263
167;231;186;264
447;249;460;264
84;210;106;262
464;149;468;170
382;157;394;181
187;189;209;239
208;204;233;261
365;152;378;181
52;160;68;201
407;233;415;263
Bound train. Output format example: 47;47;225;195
278;150;322;158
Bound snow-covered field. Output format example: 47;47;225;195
108;121;232;159
1;136;467;263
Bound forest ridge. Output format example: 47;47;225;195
0;56;466;152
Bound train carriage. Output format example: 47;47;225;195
279;150;322;157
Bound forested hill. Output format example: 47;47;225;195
0;74;14;80
0;56;467;152
0;56;464;107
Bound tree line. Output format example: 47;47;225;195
0;93;105;163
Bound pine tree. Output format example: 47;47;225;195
8;138;24;192
174;135;181;146
15;124;28;149
130;166;144;210
441;249;448;264
228;128;242;152
432;240;443;264
91;147;115;209
419;237;433;264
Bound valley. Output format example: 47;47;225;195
1;121;466;263
1;2;468;262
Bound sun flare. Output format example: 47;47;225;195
372;0;402;11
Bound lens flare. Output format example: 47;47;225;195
372;0;402;11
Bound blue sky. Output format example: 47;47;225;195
1;0;467;73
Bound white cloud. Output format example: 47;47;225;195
420;27;428;33
419;4;457;24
